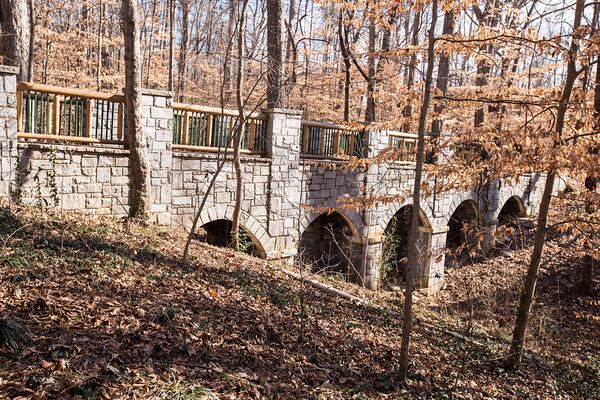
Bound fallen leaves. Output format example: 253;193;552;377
0;205;597;399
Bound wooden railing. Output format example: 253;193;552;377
16;82;125;144
300;121;362;159
172;103;267;154
388;131;418;163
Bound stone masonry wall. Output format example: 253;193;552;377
0;66;18;200
17;143;130;214
170;151;272;253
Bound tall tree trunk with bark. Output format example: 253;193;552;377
365;19;376;123
399;0;438;383
167;0;175;91
429;10;454;162
231;0;249;250
28;0;34;81
338;10;352;121
402;11;421;131
122;0;151;219
176;0;190;101
0;0;32;81
505;0;584;370
582;3;600;295
96;0;103;90
267;0;283;108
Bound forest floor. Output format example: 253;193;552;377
0;205;598;399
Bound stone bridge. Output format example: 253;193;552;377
0;66;549;292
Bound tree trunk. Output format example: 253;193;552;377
231;0;249;250
399;0;438;384
176;0;190;102
0;0;32;81
365;19;376;124
505;0;584;370
582;4;600;296
338;10;352;122
96;0;103;90
167;0;175;92
28;0;34;81
122;0;151;219
222;0;236;104
429;10;454;162
267;0;283;108
401;11;421;131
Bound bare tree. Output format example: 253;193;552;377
505;0;585;370
399;0;438;383
230;0;249;249
122;0;151;219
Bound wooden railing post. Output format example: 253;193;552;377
206;114;213;146
348;131;356;158
182;110;190;145
302;125;309;154
52;95;62;135
85;99;94;137
117;103;124;141
332;129;340;156
16;90;23;133
248;120;256;151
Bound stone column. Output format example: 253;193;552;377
355;236;383;290
263;108;302;257
0;66;18;201
415;225;447;292
141;89;173;225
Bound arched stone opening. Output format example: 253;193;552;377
382;205;431;288
298;212;359;281
446;200;482;250
197;219;264;257
445;200;483;266
498;196;527;226
496;196;528;249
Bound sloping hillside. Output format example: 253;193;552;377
0;206;598;399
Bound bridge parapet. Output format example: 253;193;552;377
0;69;551;293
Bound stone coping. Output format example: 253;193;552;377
172;149;271;163
0;65;19;74
18;142;130;155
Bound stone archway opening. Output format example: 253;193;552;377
382;205;431;288
498;196;527;227
496;196;528;249
196;219;262;256
298;212;359;282
445;200;482;265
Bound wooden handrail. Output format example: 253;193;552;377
172;102;265;119
387;131;418;139
17;82;125;102
301;120;355;130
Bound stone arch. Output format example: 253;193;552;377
445;199;483;251
378;200;434;235
497;195;527;226
442;190;481;227
298;208;363;241
196;205;269;256
493;181;531;222
381;204;432;288
298;210;362;281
